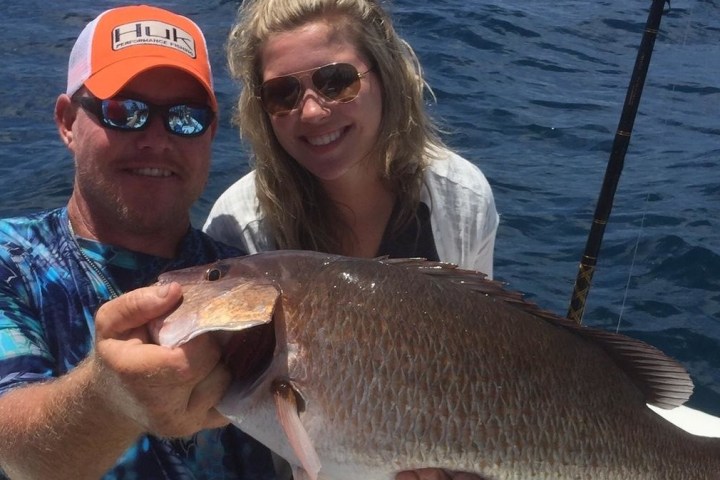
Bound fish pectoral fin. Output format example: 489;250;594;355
272;379;321;480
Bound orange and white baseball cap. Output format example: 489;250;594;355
66;5;217;111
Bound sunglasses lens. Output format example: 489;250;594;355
259;63;364;115
96;99;212;137
313;63;361;102
101;99;149;129
166;104;214;136
260;77;302;116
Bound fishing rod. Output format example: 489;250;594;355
566;0;669;324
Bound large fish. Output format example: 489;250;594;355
153;251;720;479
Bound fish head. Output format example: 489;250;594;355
153;251;338;351
152;257;283;385
151;253;326;474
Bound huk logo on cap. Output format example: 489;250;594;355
112;21;197;58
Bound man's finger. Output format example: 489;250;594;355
96;283;183;338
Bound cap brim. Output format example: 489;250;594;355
83;58;218;111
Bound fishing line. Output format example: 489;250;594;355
614;0;697;333
566;0;669;324
615;193;650;333
615;1;697;332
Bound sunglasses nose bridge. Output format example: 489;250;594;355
131;105;177;140
143;106;169;133
277;72;329;115
297;89;333;118
294;71;322;101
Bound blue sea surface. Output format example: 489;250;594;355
1;0;719;416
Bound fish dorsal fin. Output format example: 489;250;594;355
380;258;694;409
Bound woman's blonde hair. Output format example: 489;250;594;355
227;0;444;252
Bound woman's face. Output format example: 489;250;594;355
260;19;383;183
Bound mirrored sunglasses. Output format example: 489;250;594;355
259;62;372;116
75;96;215;137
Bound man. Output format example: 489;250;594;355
0;5;275;479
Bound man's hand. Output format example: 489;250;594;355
396;469;486;480
93;282;232;437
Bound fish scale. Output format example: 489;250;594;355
155;251;720;479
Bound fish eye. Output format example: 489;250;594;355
205;267;223;281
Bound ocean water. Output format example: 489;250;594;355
1;0;719;417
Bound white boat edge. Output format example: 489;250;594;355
648;404;720;437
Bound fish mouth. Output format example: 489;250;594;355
222;321;276;389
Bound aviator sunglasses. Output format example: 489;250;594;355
75;95;215;137
259;62;372;116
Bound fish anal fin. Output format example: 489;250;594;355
272;379;321;480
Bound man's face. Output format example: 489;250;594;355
67;67;215;241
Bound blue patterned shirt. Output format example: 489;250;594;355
0;207;277;479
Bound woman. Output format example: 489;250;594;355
204;0;498;277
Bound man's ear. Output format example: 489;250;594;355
55;94;76;148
